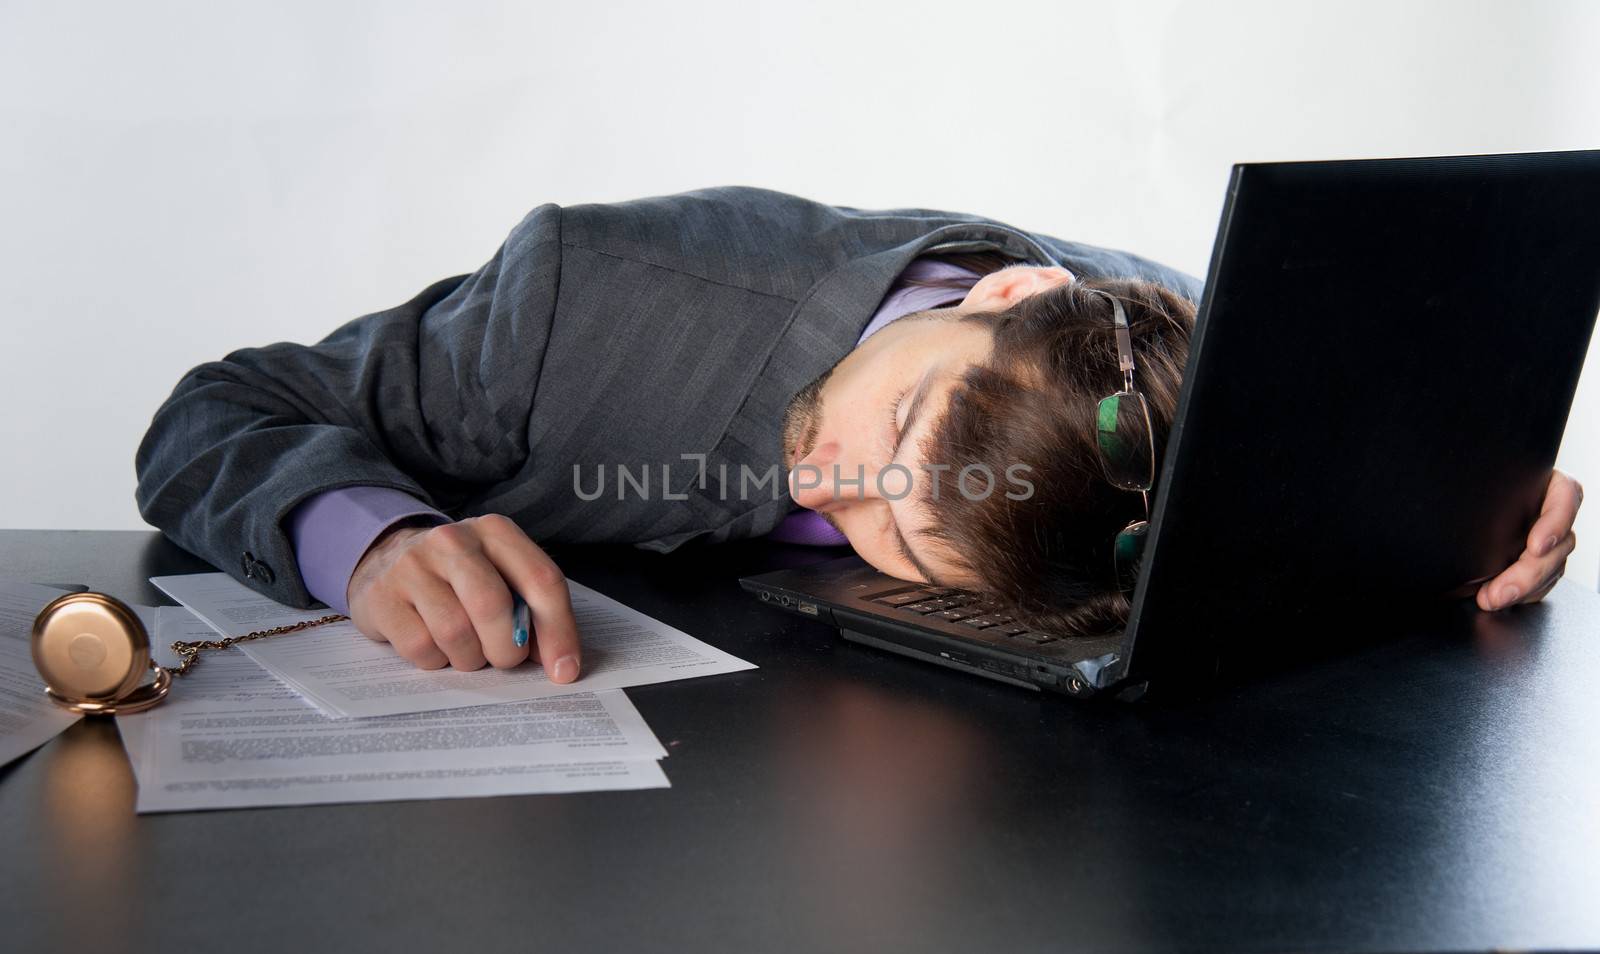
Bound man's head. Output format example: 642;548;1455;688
779;264;1196;636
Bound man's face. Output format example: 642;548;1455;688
778;264;1074;586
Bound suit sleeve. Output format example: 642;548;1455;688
133;203;563;608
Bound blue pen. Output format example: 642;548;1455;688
512;593;530;648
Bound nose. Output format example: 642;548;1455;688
790;441;841;510
790;441;902;511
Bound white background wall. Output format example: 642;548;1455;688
3;0;1597;588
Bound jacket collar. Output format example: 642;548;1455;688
784;221;1060;361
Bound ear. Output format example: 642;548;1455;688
959;265;1075;311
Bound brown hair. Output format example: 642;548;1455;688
917;277;1197;637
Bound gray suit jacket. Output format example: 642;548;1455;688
135;186;1203;609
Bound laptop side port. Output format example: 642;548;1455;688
752;586;834;624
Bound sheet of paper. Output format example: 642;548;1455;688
0;581;81;766
0;639;82;768
150;572;756;719
129;757;670;813
1;579;158;648
0;579;79;632
125;609;667;775
120;606;670;813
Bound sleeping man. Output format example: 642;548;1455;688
134;187;1583;683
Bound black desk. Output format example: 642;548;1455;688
3;529;1599;953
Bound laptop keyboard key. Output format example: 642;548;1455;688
935;608;979;622
959;616;998;629
875;592;928;607
901;601;946;614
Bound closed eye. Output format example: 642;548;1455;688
893;371;935;460
887;387;910;449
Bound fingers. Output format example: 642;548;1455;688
411;572;488;671
1524;560;1566;603
1477;530;1577;611
1525;470;1584;558
348;568;451;669
439;542;527;670
476;514;582;684
366;599;451;670
1477;470;1584;612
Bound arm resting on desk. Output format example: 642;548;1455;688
133;204;564;608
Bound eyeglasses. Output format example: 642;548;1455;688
1090;291;1155;592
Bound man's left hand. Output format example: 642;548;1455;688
1477;469;1584;611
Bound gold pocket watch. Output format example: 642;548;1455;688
30;591;344;715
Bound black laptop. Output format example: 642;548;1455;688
741;148;1600;701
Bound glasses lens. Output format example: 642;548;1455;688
1095;391;1155;492
1113;519;1149;591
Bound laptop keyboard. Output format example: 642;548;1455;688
870;586;1061;644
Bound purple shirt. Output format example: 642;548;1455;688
286;256;982;612
286;485;450;613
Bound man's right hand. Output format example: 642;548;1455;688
345;514;581;681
